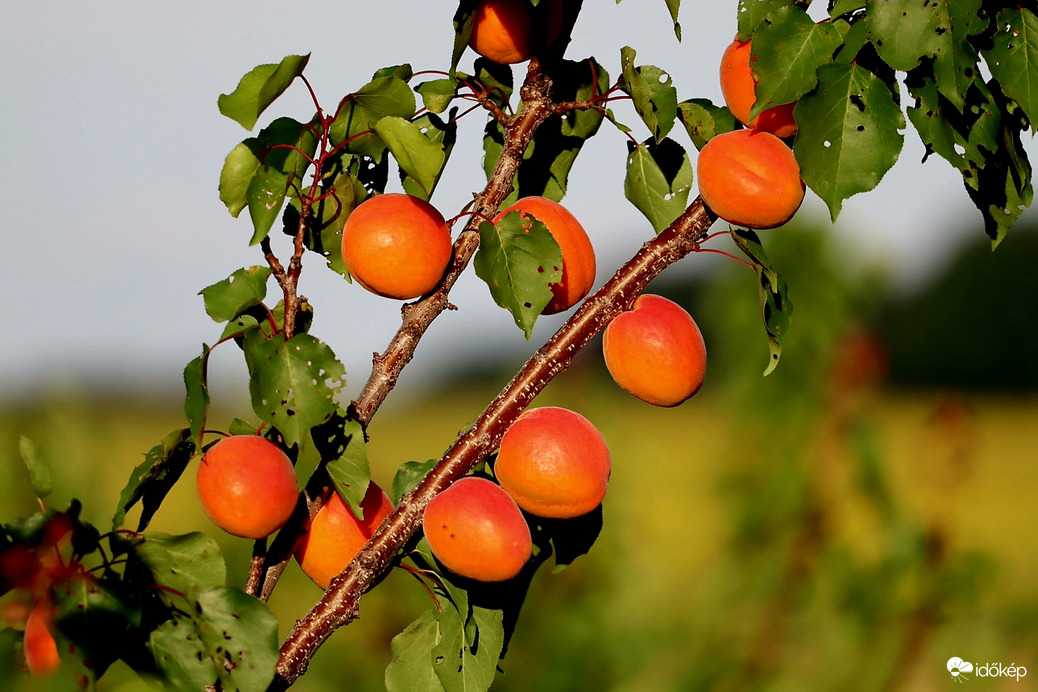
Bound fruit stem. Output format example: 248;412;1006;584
696;247;756;270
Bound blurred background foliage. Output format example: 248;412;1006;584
2;218;1037;691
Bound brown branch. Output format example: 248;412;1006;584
267;197;716;690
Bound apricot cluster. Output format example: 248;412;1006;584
422;406;611;582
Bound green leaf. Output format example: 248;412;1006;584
330;77;417;160
321;416;372;519
540;506;603;573
150;587;279;692
737;0;796;38
391;459;438;505
385;610;446;692
183;345;211;448
243;332;348;448
731;229;793;375
984;8;1038;125
474;212;563;339
134;532;227;601
416;79;459;114
375;116;447;199
373;64;414;81
749;7;841;120
677;98;738;150
623;137;693;234
218;54;310;130
619;46;678;141
793;63;905;220
451;3;477;72
112;428;195;531
198;266;272;323
665;0;681;40
19;436;52;499
432;603;504;692
400;113;458;201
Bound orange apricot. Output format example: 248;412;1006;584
24;600;60;677
294;482;394;590
494;406;610;518
196;436;298;540
495;196;596;314
469;0;565;65
423;476;532;582
603;294;707;407
341;193;453;300
720;37;798;138
696;129;805;229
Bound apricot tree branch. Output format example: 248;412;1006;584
268;197;717;690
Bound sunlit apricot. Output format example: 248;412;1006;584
24;600;60;677
423;476;532;582
495;406;610;518
495;196;596;314
196;436;298;540
696;129;805;229
294;482;394;590
603;294;707;407
720;37;798;138
469;0;565;65
341;193;453;300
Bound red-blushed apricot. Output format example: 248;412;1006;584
495;196;596;314
469;0;565;65
603;294;707;407
24;600;60;677
696;129;805;229
494;407;610;518
720;37;798;139
196;436;298;540
341;193;453;300
423;476;532;582
294;482;394;590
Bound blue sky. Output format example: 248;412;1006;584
2;1;1030;401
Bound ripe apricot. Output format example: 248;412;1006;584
720;37;798;138
294;482;394;590
341;193;453;300
469;0;564;65
494;406;610;518
603;294;707;407
423;476;532;582
495;196;596;314
696;129;805;229
24;600;60;677
196;436;298;540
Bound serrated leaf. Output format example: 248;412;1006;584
731;229;793;375
112;429;194;531
199;266;272;323
184;346;211;448
474;212;563;339
134;532;227;601
386;609;446;692
984;8;1038;125
374;116;448;199
793;63;905;220
665;0;681;40
432;603;504;692
619;46;677;141
624;138;693;234
218;54;310;130
391;459;439;505
322;416;372;519
749;7;841;120
19;436;52;499
417;79;459;114
737;0;796;38
677;98;738;150
401;112;458;201
451;3;477;72
330;77;417;160
373;64;414;81
243;332;347;448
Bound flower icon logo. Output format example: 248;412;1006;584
947;657;974;683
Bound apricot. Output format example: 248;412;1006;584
468;0;565;65
603;294;707;407
294;482;394;590
720;37;798;138
341;193;453;300
696;129;805;229
196;436;298;540
24;600;60;677
423;476;532;582
494;406;610;518
495;196;596;314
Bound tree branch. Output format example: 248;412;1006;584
268;197;717;690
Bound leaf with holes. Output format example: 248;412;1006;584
112;428;195;531
432;602;505;692
984;7;1038;125
385;609;446;692
624;137;693;234
134;532;227;603
199;266;271;323
737;0;797;38
732;229;793;376
677;99;737;150
474;212;562;339
317;414;372;519
243;332;347;448
218;54;310;131
793;63;905;220
619;46;677;142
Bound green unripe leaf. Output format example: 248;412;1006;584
184;345;211;448
984;8;1038;125
731;229;793;376
391;459;438;505
112;428;195;531
319;415;372;520
199;266;271;323
218;54;310;131
330;77;417;160
737;0;796;38
385;610;445;692
416;78;459;114
619;46;677;142
677;99;737;150
624;137;693;234
134;532;227;603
